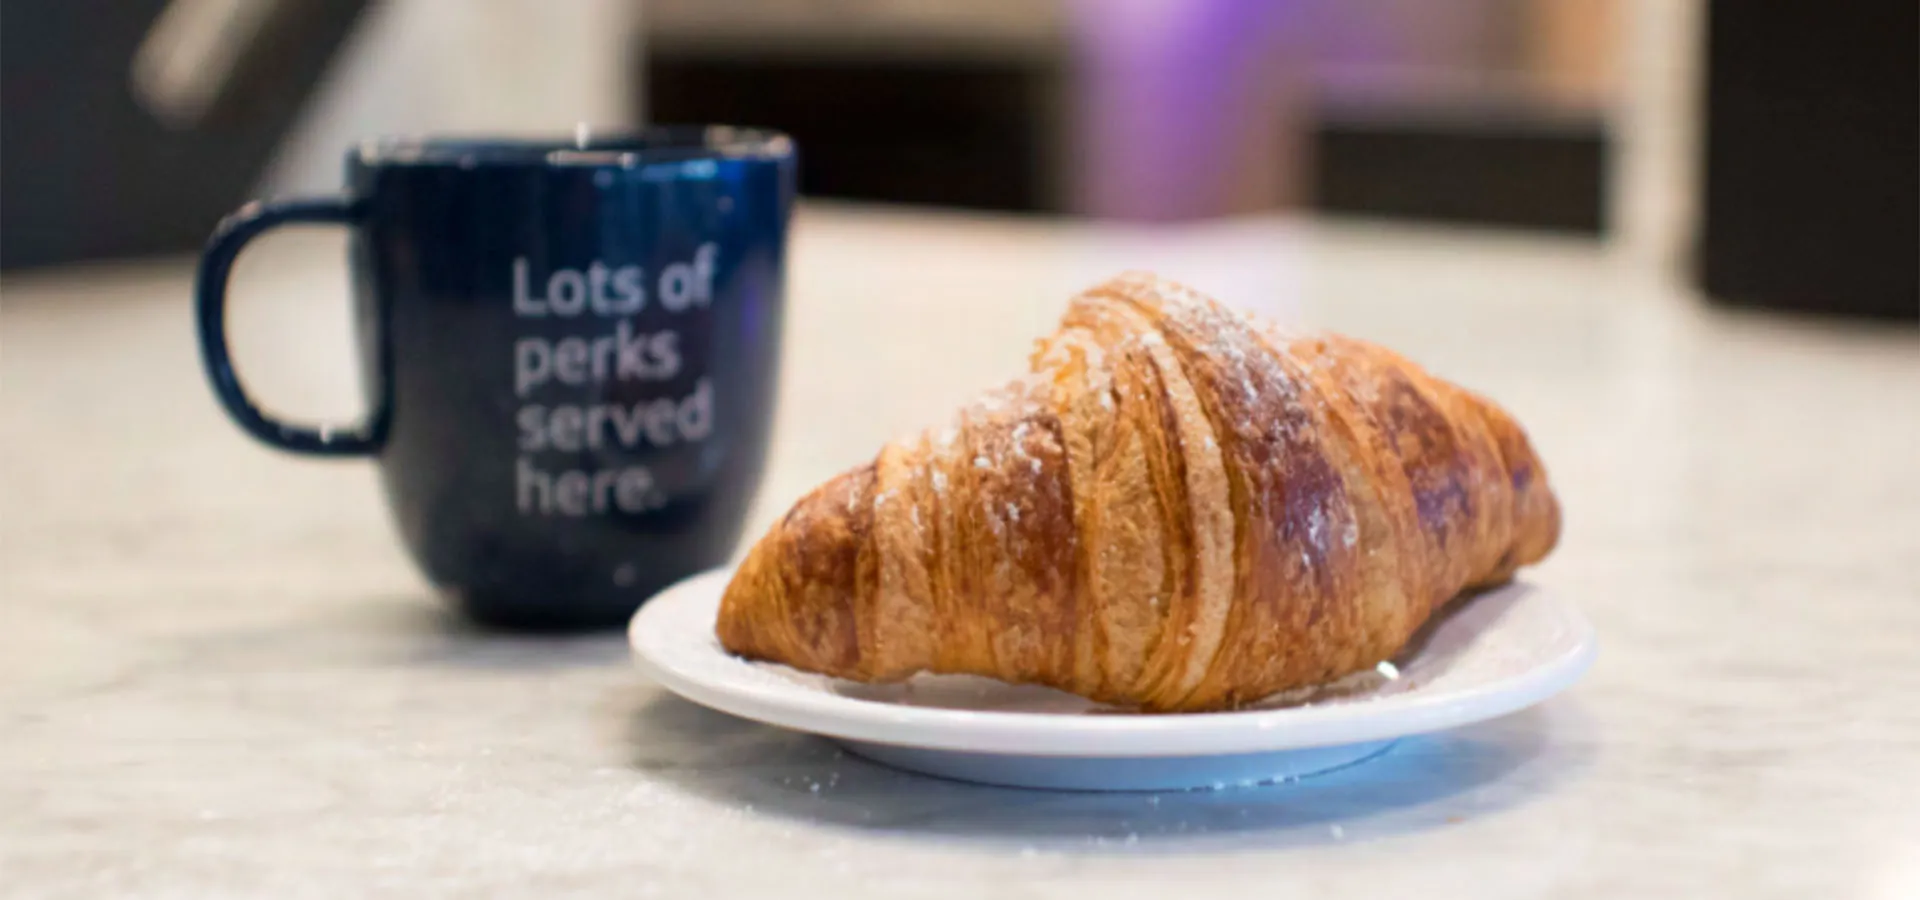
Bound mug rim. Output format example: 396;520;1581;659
349;124;794;168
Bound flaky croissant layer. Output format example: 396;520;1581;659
717;273;1559;712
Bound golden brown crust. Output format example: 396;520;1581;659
715;462;877;676
716;273;1561;712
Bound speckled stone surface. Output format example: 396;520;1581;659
4;207;1917;898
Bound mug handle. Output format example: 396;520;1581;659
195;197;386;456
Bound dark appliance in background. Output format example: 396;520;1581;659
0;0;370;270
1697;2;1918;321
637;0;1068;214
1311;102;1608;235
644;51;1064;214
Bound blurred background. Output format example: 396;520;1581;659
1;0;1913;319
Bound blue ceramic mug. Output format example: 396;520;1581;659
196;127;796;629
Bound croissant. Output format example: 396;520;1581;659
717;273;1560;712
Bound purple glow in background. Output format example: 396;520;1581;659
1066;0;1527;221
1068;0;1306;221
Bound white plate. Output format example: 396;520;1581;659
630;569;1595;791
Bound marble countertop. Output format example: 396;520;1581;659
4;206;1917;898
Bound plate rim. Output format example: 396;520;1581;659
630;568;1597;758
